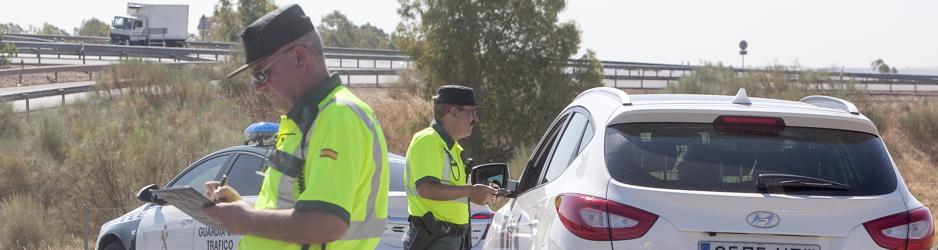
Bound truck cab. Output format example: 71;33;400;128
109;3;188;47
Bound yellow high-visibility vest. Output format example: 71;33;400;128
404;122;469;225
240;74;390;250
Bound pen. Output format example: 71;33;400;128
213;175;228;202
219;174;229;187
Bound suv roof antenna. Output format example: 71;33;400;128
732;88;752;105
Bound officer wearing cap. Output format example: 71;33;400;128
402;85;498;249
202;4;390;250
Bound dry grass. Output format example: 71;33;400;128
0;60;251;246
352;87;432;154
0;195;66;249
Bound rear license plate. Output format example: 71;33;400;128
699;241;820;250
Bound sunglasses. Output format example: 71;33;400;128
455;106;478;116
250;47;296;86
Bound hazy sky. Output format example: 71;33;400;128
2;0;936;69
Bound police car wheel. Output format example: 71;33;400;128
102;241;124;250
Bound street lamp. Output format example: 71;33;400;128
739;40;748;69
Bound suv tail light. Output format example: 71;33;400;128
555;193;658;241
863;207;934;250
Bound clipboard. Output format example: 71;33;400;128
149;186;223;228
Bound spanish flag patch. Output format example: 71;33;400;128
320;148;338;160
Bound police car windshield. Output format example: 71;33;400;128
604;123;897;196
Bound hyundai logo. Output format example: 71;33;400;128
746;211;780;228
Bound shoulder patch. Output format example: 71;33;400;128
320;148;338;160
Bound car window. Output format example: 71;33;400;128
578;122;594;153
518;114;570;191
224;154;265;196
604;123;898;196
170;155;229;193
389;157;406;192
541;112;590;183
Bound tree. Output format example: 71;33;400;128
318;11;394;49
205;0;276;42
871;58;898;74
0;34;16;66
74;18;110;37
238;0;277;27
0;23;25;34
208;0;241;42
396;0;603;161
0;23;21;65
38;23;69;36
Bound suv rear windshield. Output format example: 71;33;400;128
605;123;897;196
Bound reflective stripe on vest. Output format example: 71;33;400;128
334;98;386;240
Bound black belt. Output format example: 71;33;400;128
409;216;468;236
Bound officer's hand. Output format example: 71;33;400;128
204;181;241;203
202;200;253;234
469;184;497;205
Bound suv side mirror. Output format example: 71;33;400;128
471;163;509;188
136;184;167;205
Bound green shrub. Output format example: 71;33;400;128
898;101;938;152
38;115;67;163
0;153;33;199
0;102;21;138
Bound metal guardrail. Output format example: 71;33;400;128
9;41;234;60
2;84;93;101
5;36;938;98
2;33;109;43
0;61;206;87
0;67;398;109
3;33;239;48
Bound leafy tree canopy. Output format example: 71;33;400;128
396;0;603;161
318;11;395;49
75;18;110;37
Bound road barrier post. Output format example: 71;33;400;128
34;48;41;65
18;59;23;86
22;93;29;112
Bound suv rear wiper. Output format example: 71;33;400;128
757;174;849;193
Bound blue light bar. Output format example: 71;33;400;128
244;122;279;145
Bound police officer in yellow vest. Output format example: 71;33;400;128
202;4;390;250
403;85;498;249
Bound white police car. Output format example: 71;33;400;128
471;87;934;249
95;122;494;250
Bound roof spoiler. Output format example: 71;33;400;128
799;95;860;115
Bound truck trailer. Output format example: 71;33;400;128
110;3;188;47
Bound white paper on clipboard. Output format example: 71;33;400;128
149;186;223;228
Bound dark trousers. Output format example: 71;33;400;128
402;224;467;250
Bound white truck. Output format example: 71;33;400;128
110;3;188;47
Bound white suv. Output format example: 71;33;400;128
471;87;934;249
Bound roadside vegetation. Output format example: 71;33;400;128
2;0;937;247
0;60;254;248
